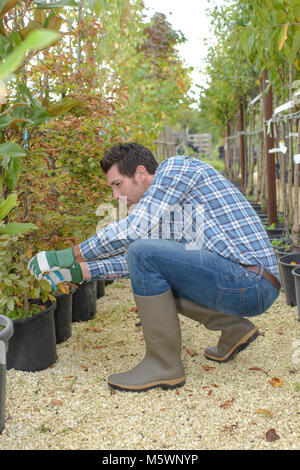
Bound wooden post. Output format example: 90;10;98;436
224;121;232;178
288;64;294;219
246;107;255;196
238;96;246;192
262;69;277;225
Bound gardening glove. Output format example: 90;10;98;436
28;247;75;280
42;264;83;292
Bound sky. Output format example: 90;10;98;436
142;0;221;100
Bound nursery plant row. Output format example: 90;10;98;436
0;279;106;433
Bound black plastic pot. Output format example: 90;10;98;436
6;299;57;372
250;203;261;211
266;229;285;239
54;285;76;343
278;254;300;306
97;280;105;299
0;315;14;434
274;246;292;291
291;267;300;321
256;210;266;216
72;281;97;322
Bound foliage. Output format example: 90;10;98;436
0;0;195;319
15;1;193;246
199;0;300;137
0;234;53;319
0;0;76;317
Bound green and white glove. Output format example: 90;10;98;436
28;247;75;280
43;264;83;292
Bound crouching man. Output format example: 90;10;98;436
28;142;280;392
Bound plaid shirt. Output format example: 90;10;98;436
80;156;279;280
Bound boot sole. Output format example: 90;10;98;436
108;377;185;393
204;327;259;363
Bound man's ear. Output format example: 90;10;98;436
135;165;148;181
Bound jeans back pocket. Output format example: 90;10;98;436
216;285;263;317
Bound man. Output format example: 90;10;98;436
28;142;280;392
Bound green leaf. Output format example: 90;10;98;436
46;98;81;116
28;102;50;126
0;114;14;129
2;155;21;190
7;297;14;311
278;23;288;51
0;192;17;220
9;31;22;48
0;142;26;158
0;143;25;189
18;83;34;102
17;279;30;288
34;0;77;8
0;221;38;235
23;29;60;50
288;31;300;64
40;279;52;291
0;173;4;193
8;273;18;280
0;29;60;80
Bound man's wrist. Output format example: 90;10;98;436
80;261;91;281
73;244;85;263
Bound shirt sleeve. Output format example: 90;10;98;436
86;253;129;280
79;157;202;261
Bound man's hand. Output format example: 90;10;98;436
42;264;83;292
28;247;75;279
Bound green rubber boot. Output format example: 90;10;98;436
107;290;185;392
175;297;259;363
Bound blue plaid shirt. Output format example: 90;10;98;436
80;156;279;280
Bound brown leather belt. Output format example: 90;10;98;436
240;264;281;292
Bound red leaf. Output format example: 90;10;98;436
220;398;235;409
266;428;280;442
186;348;197;357
202;365;216;371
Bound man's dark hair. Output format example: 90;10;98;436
100;142;158;177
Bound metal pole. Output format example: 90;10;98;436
262;69;277;225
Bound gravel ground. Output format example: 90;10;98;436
0;279;299;450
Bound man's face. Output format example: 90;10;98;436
106;164;153;209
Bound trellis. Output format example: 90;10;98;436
224;102;300;249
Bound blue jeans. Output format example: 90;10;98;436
127;239;279;317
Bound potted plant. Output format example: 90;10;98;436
249;202;261;212
271;238;292;291
53;283;76;343
278;253;300;306
97;280;105;299
0;235;57;372
272;238;292;258
291;267;300;321
264;222;285;238
0;314;13;434
72;280;97;322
